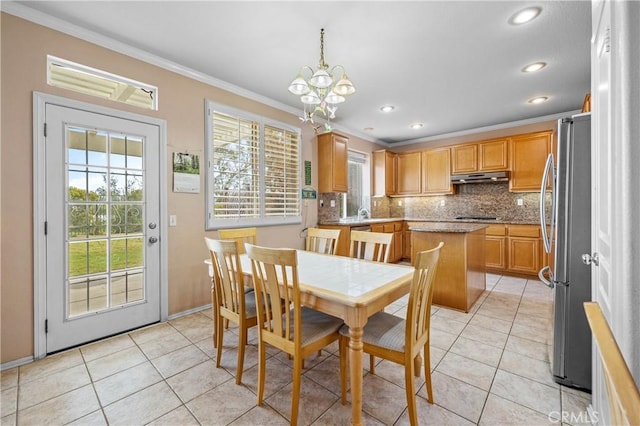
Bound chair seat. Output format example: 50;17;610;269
339;312;405;352
288;307;343;345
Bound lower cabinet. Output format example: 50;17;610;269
485;225;507;270
485;224;542;276
371;221;404;263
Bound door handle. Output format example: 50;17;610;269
149;236;159;244
581;253;599;266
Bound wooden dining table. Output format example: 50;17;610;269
207;249;414;425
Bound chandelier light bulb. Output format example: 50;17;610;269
301;91;321;105
288;76;311;95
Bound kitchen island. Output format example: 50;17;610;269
410;223;487;312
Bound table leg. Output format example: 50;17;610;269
348;325;364;426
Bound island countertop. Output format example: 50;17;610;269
409;223;488;233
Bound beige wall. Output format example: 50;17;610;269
0;13;383;364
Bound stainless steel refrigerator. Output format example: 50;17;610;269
539;112;592;391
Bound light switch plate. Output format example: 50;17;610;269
169;215;177;226
330;200;336;207
517;198;524;206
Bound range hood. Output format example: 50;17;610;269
451;171;509;184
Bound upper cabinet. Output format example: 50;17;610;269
509;131;553;192
479;139;509;171
452;138;509;174
373;150;397;196
451;144;478;174
422;147;454;194
396;152;422;195
318;132;348;193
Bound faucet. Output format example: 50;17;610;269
358;207;370;219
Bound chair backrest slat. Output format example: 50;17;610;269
349;230;393;263
406;242;444;351
219;227;257;255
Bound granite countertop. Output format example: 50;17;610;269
319;218;403;226
409;222;488;233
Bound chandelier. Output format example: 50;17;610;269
288;28;355;129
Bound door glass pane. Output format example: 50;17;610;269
65;126;146;318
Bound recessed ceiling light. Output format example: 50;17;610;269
380;105;395;113
364;127;374;132
410;123;424;130
509;7;542;25
522;62;547;73
528;96;549;104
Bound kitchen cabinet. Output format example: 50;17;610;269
396;152;422;195
422;147;454;194
452;139;509;174
479;139;509;171
507;225;541;274
373;150;397;196
371;221;403;263
485;224;507;270
509;131;553;192
318;132;348;193
451;144;478;174
483;223;542;276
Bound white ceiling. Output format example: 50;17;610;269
9;1;591;145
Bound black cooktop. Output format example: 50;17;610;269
455;216;498;220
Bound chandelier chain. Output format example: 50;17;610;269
319;28;327;69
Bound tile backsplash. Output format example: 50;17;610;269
321;183;548;224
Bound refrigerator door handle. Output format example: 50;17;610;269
540;153;555;253
538;265;554;288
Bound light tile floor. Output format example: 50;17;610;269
0;274;592;425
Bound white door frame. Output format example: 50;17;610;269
33;92;168;358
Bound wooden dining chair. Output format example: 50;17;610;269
306;227;341;255
205;238;258;385
246;244;343;425
349;230;393;263
339;242;444;426
584;302;640;425
218;227;257;254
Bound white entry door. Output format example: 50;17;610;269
44;103;161;353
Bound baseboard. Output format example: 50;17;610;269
167;304;211;321
1;355;34;372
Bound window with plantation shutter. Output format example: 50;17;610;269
206;102;301;229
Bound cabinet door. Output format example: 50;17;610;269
394;230;403;262
373;150;396;196
318;132;348;193
508;237;540;274
422;148;454;194
486;236;507;270
451;144;478;174
396;152;421;194
479;139;509;171
509;131;552;192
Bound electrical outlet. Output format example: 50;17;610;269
517;198;524;206
398;200;403;206
440;200;446;207
320;199;324;207
373;200;377;207
330;199;336;207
